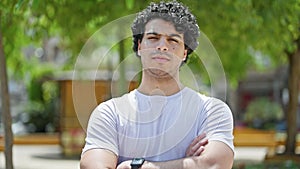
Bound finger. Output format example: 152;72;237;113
193;146;205;156
186;133;208;157
199;137;209;146
191;137;208;152
186;151;192;157
191;141;201;152
186;145;197;156
186;145;194;156
190;133;206;146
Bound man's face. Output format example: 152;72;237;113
138;18;187;79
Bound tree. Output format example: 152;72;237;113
286;40;300;154
40;0;300;154
0;3;145;168
185;0;300;154
2;0;299;159
0;0;44;167
0;1;17;168
0;22;14;169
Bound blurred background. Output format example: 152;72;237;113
0;0;300;168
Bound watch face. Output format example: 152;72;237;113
131;158;145;166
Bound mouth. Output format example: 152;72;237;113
151;53;171;63
152;56;170;62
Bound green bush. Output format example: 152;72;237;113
244;97;284;130
24;80;59;133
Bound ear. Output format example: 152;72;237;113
137;40;141;56
183;49;188;61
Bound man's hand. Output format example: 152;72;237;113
185;133;208;157
116;160;131;169
117;160;158;169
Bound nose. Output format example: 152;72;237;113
156;38;168;51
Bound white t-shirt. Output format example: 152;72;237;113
82;87;234;164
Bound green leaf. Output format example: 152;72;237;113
15;0;24;10
31;0;40;11
125;0;134;10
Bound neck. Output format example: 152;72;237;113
137;71;184;96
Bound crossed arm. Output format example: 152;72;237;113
80;134;234;169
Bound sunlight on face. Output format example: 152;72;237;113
138;19;187;79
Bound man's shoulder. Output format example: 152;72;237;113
183;87;210;101
183;87;230;110
111;89;136;103
100;90;136;104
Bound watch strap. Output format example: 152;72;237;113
130;158;145;169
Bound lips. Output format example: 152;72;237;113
151;53;171;63
152;56;170;62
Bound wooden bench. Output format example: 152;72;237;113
0;136;4;151
234;128;300;156
0;133;59;151
233;128;277;157
14;133;59;145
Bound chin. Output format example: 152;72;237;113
147;69;175;79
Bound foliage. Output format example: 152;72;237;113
3;0;299;87
233;160;300;169
1;0;299;132
23;80;59;132
244;97;284;130
186;0;300;86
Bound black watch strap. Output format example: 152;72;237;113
130;158;145;169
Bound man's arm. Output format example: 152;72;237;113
185;133;208;157
181;141;234;169
117;140;233;169
80;149;118;169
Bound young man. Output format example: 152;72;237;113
80;1;234;169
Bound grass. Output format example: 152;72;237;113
233;161;300;169
233;155;300;169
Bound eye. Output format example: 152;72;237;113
147;36;158;40
168;38;179;43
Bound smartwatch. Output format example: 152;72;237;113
130;158;145;169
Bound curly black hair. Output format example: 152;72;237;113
131;1;200;62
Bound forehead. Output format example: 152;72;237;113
144;18;183;37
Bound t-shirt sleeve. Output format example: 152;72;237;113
81;100;119;156
201;98;234;151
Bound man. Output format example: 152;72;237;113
80;1;234;169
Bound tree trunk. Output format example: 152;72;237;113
0;23;14;169
285;46;300;155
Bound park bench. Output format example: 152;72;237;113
234;128;300;157
0;133;59;151
0;136;4;151
233;128;278;157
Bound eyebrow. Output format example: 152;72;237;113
146;32;183;39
